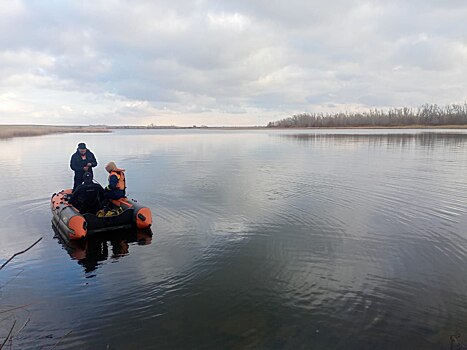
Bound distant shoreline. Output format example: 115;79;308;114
110;125;467;131
0;125;110;139
263;125;467;130
110;124;467;130
191;125;467;130
2;124;467;140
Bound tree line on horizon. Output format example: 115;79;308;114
267;103;467;128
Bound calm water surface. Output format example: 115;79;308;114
1;129;467;349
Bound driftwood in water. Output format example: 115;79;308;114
0;320;16;350
0;237;43;271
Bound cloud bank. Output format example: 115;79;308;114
0;0;466;126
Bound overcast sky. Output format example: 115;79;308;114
0;0;466;126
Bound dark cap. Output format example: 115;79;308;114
78;142;87;150
83;171;93;184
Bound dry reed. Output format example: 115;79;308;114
0;125;110;139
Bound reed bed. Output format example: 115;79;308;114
0;125;110;139
269;103;467;128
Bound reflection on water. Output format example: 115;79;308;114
53;227;153;274
278;131;467;148
1;129;467;349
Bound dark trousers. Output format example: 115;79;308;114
104;189;126;200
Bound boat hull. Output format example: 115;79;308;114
51;189;152;240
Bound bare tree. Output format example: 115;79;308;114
267;103;467;128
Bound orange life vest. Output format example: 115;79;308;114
109;169;126;190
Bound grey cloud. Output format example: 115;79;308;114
0;0;466;125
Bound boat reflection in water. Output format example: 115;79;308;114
53;226;153;273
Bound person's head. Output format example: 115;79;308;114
105;161;117;173
83;171;93;184
77;142;87;155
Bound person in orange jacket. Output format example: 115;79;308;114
104;161;126;199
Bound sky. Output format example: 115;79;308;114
0;0;466;126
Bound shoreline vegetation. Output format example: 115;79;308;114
2;104;467;139
0;125;110;139
2;123;467;140
267;103;467;128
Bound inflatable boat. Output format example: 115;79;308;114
51;188;152;240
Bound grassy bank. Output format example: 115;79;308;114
265;124;467;130
0;125;110;139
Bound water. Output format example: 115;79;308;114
1;129;467;349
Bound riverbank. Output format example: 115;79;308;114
2;124;467;139
263;124;467;130
0;125;110;139
155;125;467;130
112;125;467;130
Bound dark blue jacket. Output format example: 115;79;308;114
70;149;98;180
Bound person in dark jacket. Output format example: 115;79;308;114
70;142;98;191
68;172;105;214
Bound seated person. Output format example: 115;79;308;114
69;172;105;214
104;162;126;200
